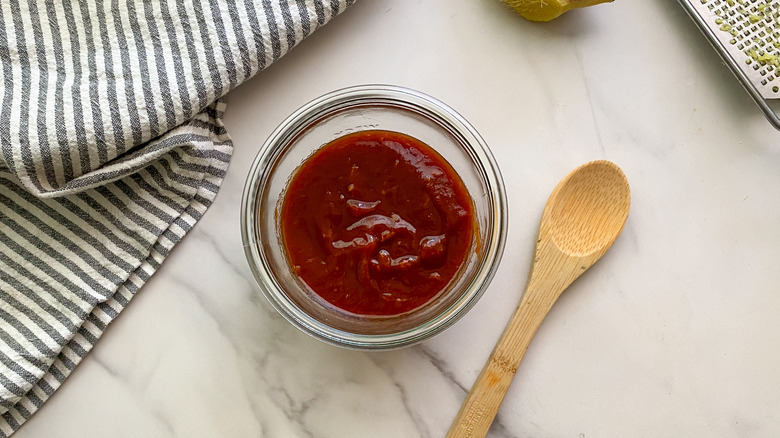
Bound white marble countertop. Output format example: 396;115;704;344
15;0;780;436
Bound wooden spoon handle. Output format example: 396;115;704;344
446;286;557;438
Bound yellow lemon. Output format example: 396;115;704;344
502;0;613;21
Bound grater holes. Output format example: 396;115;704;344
707;0;780;94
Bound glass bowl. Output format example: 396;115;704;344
241;84;507;350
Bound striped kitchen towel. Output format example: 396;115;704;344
0;0;355;435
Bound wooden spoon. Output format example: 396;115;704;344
447;160;631;437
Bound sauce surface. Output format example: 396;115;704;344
280;130;474;315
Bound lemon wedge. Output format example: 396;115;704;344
502;0;613;21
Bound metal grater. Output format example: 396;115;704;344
679;0;780;129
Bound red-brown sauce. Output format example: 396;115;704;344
280;130;474;315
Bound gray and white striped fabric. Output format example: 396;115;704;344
0;0;355;435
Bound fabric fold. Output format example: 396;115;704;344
0;101;232;433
